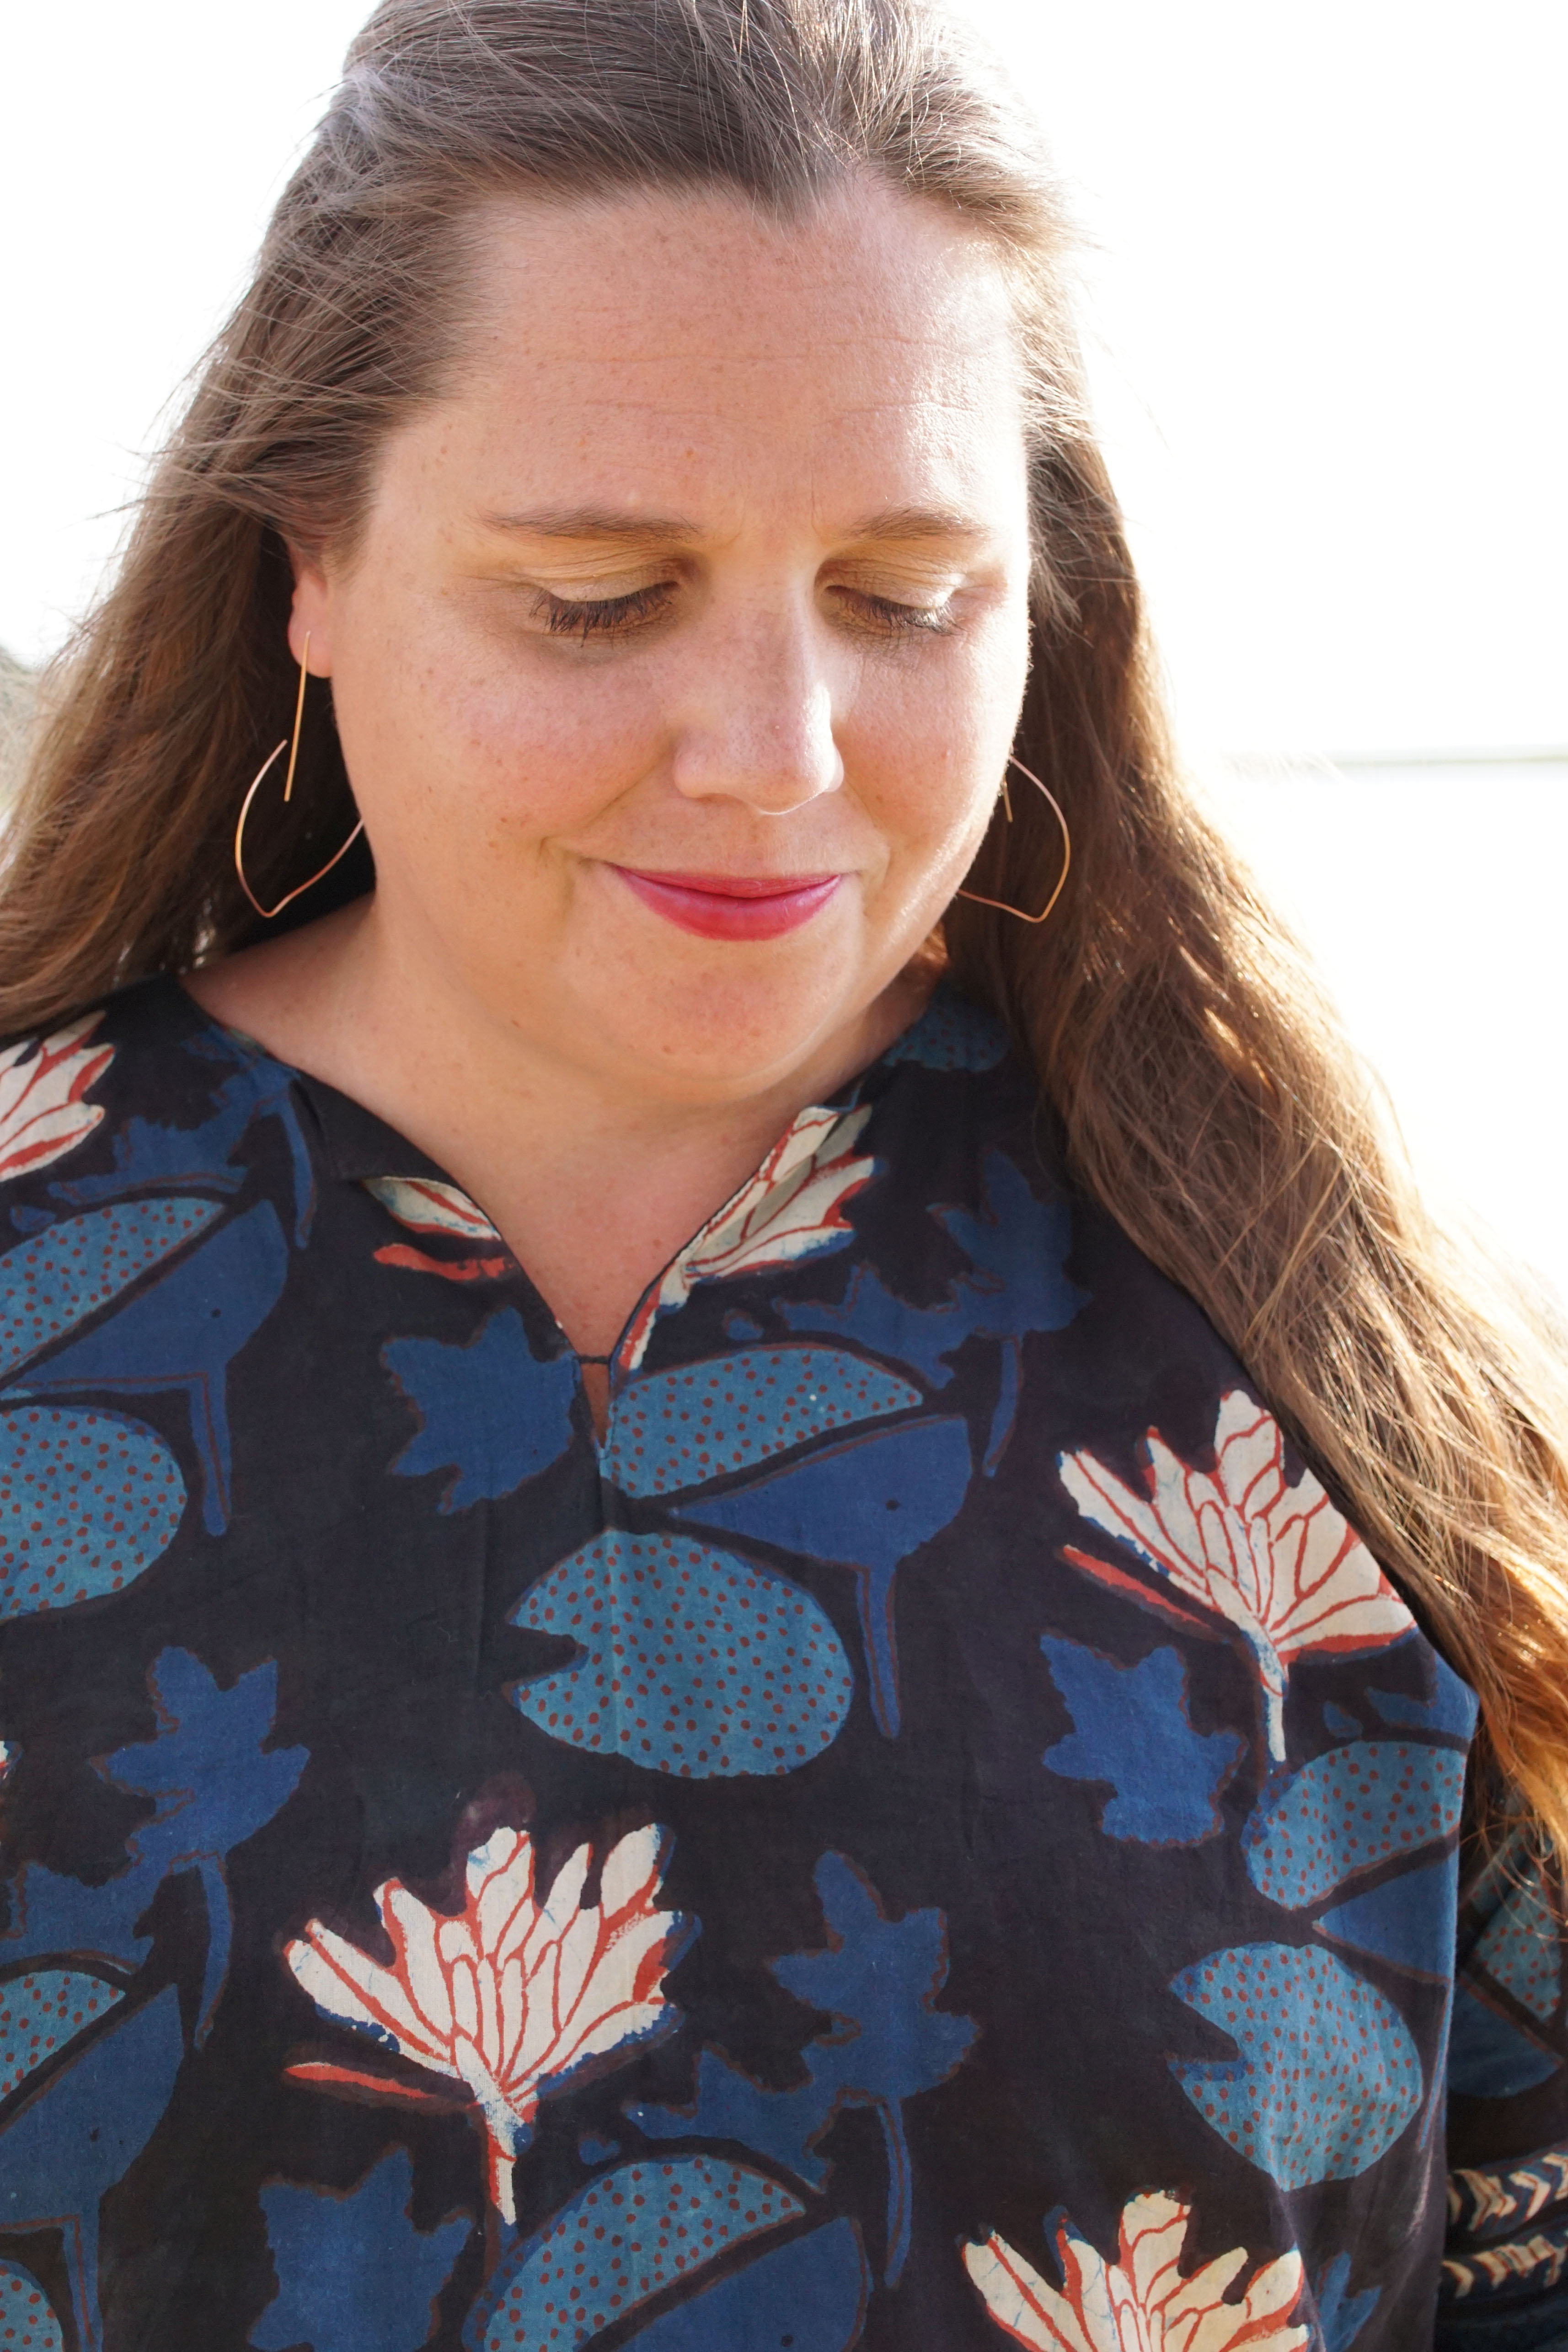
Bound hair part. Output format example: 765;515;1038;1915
5;0;1568;1860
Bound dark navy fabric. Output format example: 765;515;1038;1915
0;975;1563;2352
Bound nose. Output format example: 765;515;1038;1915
668;601;845;815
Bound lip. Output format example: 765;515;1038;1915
610;866;845;941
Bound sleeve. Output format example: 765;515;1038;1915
1438;1828;1568;2350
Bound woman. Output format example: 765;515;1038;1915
1;3;1565;2346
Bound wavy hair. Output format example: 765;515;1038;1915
4;0;1566;1853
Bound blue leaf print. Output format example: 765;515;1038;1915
1242;1743;1467;1907
1314;2252;1381;2351
250;2148;472;2352
16;1200;290;1533
931;1152;1088;1345
0;1405;185;1619
0;1197;223;1385
0;1857;158;1973
604;1345;921;1500
628;2216;870;2352
0;1984;183;2352
779;1152;1084;1465
3;1650;306;2026
633;1853;976;2288
1316;1854;1458;1980
464;2157;804;2352
508;1532;854;1778
878;989;1009;1072
385;1309;577;1511
1168;1944;1422;2188
1365;1658;1478;1740
1038;1639;1244;1845
779;1266;967;1390
677;1418;972;1737
104;1649;309;2040
0;1968;124;2098
0;2261;64;2351
55;1054;316;1241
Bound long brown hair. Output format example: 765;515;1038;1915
5;0;1567;1851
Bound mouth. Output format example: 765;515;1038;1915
609;866;845;941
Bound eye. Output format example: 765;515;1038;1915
535;582;677;642
829;587;959;640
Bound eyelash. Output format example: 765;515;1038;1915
535;583;958;643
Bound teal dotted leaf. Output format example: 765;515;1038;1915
0;2263;63;2351
0;1198;221;1384
1468;1852;1563;2023
508;1532;854;1778
1242;1742;1465;1907
627;2216;870;2352
0;1968;123;2098
1169;1942;1422;2187
0;1405;185;1618
604;1346;920;1500
468;2157;804;2351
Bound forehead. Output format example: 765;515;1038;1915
424;180;1028;526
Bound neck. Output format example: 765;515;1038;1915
186;895;932;1360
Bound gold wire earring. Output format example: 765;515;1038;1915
954;755;1072;926
234;632;366;920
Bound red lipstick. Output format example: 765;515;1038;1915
611;866;843;941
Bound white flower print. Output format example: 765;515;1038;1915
287;1823;685;2219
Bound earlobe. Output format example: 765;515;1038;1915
285;553;334;675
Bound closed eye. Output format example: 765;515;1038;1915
535;582;678;641
829;587;959;639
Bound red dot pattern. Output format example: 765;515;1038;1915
511;1531;853;1777
0;1407;185;1618
1169;1941;1422;2188
605;1346;919;1499
0;1197;219;1380
1242;1741;1466;1907
0;1968;123;2096
1473;1866;1563;2021
0;2263;63;2352
479;2157;802;2351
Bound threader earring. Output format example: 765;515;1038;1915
234;632;365;920
955;755;1071;925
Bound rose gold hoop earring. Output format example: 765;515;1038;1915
234;632;365;921
955;756;1071;926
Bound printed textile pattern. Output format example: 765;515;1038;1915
0;976;1560;2352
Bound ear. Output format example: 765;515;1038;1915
285;546;335;675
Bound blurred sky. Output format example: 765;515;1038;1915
2;1;1566;1278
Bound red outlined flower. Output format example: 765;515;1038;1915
363;1176;511;1283
965;2190;1309;2352
1060;1389;1411;1762
622;1103;877;1370
0;1015;113;1184
286;1823;685;2219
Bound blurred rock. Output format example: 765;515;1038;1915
0;649;35;804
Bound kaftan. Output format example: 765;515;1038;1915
0;977;1561;2352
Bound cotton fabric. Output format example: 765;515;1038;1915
0;976;1562;2352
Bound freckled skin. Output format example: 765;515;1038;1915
191;180;1033;1360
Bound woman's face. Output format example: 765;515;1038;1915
293;180;1033;1103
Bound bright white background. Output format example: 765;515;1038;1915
3;3;1565;1279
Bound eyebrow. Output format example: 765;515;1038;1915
480;503;989;548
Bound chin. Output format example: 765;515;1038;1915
589;961;869;1098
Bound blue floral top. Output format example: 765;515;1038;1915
0;975;1563;2352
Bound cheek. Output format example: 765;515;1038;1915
329;590;658;854
847;612;1029;855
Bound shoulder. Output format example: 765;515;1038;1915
0;975;315;1221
